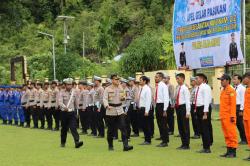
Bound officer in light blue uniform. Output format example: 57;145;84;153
16;86;25;126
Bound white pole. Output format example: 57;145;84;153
243;0;246;73
83;32;85;58
64;20;67;54
52;36;56;80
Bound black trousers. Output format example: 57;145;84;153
30;106;39;128
167;105;175;133
176;104;190;147
52;107;61;129
208;105;213;145
106;114;128;147
39;107;45;128
79;109;89;132
88;106;97;135
149;105;155;137
156;103;169;143
196;106;211;149
45;108;53;129
191;104;200;136
23;106;31;126
128;104;139;135
93;105;105;136
140;107;151;143
236;105;247;142
61;111;80;144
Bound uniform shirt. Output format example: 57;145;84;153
127;86;139;104
42;89;51;108
175;84;191;115
21;89;30;107
0;90;4;103
167;83;175;106
103;85;125;116
87;88;95;106
122;87;130;108
35;88;44;107
29;88;37;106
50;87;59;108
58;89;78;112
139;85;152;113
205;84;212;104
93;86;104;108
219;85;236;119
194;83;211;112
243;87;250;120
78;89;89;110
234;84;246;111
155;81;169;111
190;86;197;104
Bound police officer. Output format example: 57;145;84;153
42;81;52;130
51;80;60;131
17;86;25;127
87;82;96;136
8;87;15;125
127;77;139;137
93;76;105;138
29;82;38;128
190;76;200;139
58;78;83;148
0;87;4;122
21;84;30;128
103;74;133;151
35;82;43;129
78;80;89;134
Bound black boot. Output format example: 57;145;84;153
8;120;12;125
19;122;24;127
220;147;229;157
123;139;133;151
15;121;18;126
3;120;7;125
108;139;114;151
226;148;236;158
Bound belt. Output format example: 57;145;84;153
109;103;122;107
22;102;27;105
79;104;83;107
43;101;48;103
37;101;40;104
29;100;34;102
51;101;56;103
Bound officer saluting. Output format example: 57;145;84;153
58;78;83;148
103;74;133;151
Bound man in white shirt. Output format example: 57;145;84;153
154;72;170;147
175;73;191;150
195;73;212;153
232;74;247;144
138;76;152;145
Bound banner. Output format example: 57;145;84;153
173;0;243;70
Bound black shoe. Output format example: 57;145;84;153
131;134;139;137
155;137;162;141
239;141;247;145
220;147;229;157
14;121;18;126
123;145;133;151
243;156;250;161
197;149;211;153
40;126;44;129
8;121;13;125
61;144;65;148
168;132;174;135
139;142;151;145
109;146;114;151
191;135;200;139
225;148;236;158
225;153;236;158
75;141;83;148
177;146;190;150
156;142;168;147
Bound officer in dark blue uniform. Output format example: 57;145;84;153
0;86;4;121
2;86;9;124
8;87;16;125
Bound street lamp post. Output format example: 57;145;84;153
38;31;56;80
56;15;75;54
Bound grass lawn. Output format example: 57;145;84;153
0;111;249;166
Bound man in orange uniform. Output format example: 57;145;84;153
218;74;238;158
242;72;250;161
